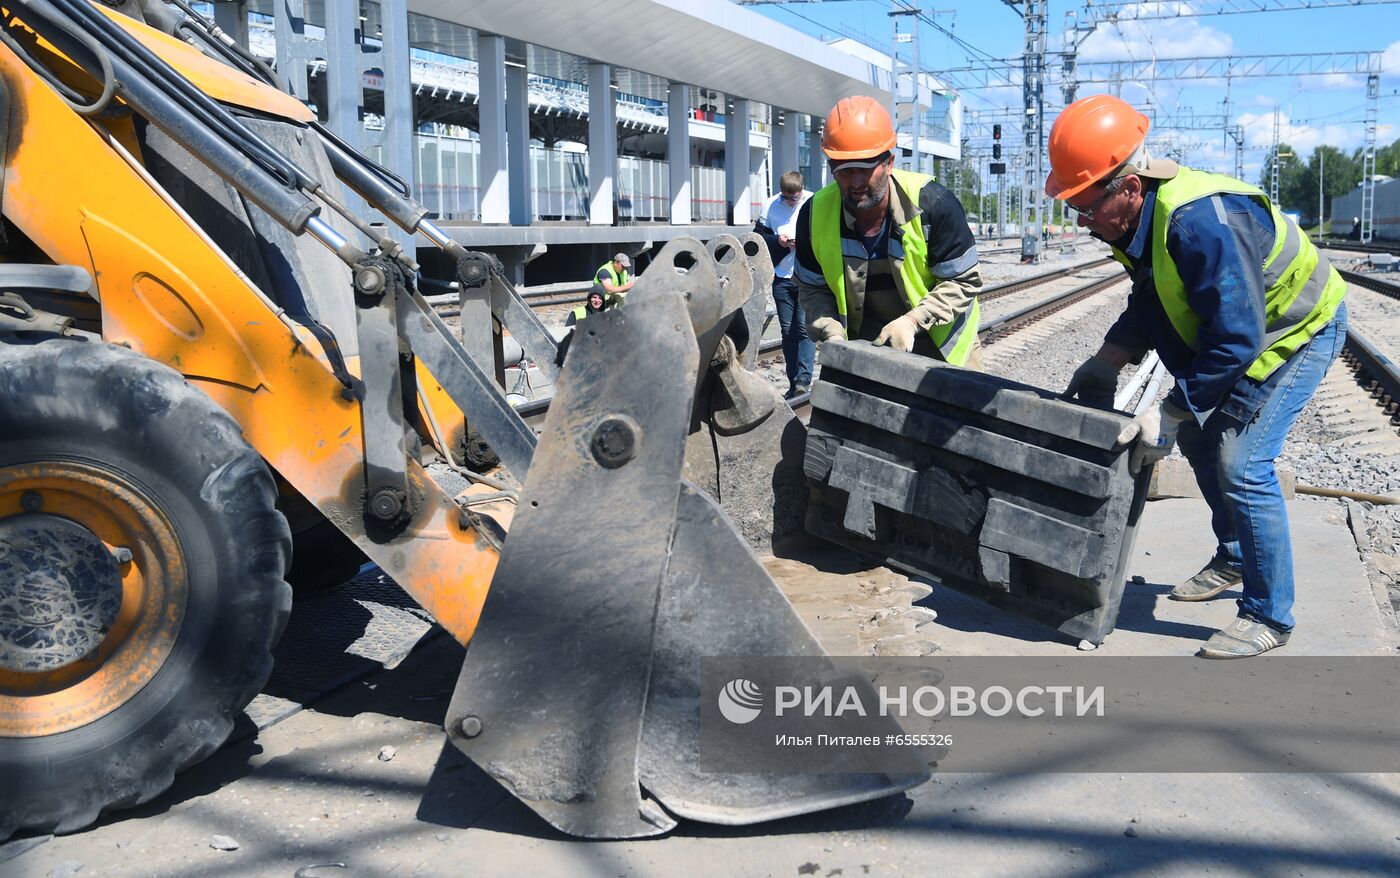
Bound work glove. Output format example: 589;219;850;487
873;314;920;352
1117;399;1192;472
810;316;847;343
1063;356;1121;409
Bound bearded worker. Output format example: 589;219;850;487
793;96;983;368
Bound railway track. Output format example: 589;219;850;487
508;256;1127;425
427;249;1114;315
1338;269;1400;432
779;260;1126;417
755;256;1118;361
1319;238;1400;256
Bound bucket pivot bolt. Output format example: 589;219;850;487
354;265;387;296
591;416;640;469
369;487;406;520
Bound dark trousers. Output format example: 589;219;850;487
772;276;814;387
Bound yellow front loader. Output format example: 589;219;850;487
0;0;926;840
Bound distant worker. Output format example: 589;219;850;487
565;288;610;329
1051;94;1347;659
556;288;612;364
794;95;983;369
756;170;815;398
595;252;635;305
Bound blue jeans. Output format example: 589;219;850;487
772;277;815;388
1174;303;1347;632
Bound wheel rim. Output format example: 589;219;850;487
0;461;187;737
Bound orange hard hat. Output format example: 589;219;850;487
1044;94;1150;200
822;96;897;161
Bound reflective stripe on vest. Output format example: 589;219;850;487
597;263;630;287
809;169;980;365
1119;167;1345;382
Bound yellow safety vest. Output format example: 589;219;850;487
1109;166;1346;381
597;263;630;288
809;169;980;365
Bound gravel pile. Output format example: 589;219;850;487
1278;410;1400;498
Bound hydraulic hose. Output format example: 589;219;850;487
45;0;310;189
318;132;429;234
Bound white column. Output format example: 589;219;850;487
324;0;360;152
726;97;751;225
273;0;310;100
213;1;249;49
506;63;532;226
668;82;691;225
588;63;617;226
807;115;827;190
378;0;414;215
772;109;800;191
477;35;509;224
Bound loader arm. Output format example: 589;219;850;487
0;7;501;641
0;0;931;840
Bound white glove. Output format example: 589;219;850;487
1117;399;1192;472
873;314;920;352
810;316;847;343
1064;356;1121;408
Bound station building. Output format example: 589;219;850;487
222;0;961;282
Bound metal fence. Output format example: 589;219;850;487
397;130;768;223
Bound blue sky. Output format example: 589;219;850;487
749;1;1400;181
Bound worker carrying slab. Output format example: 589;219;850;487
793;95;983;368
595;252;635;306
1049;94;1348;659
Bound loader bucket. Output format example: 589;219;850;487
444;240;928;839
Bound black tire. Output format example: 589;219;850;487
0;338;292;839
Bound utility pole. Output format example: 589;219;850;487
1223;73;1233;171
997;168;1005;243
890;6;922;173
1021;0;1046;263
1318;148;1325;240
1270;109;1281;204
1232;124;1245;180
1362;72;1379;243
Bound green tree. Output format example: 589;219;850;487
1372;137;1400;178
1296;145;1362;230
1258;143;1310;216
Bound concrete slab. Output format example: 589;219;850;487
922;498;1399;657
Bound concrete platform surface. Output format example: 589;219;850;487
6;498;1399;878
925;498;1399;657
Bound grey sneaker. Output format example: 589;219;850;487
1197;617;1290;659
1170;557;1243;601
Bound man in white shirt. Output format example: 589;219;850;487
755;170;815;398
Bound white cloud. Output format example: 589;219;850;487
1235;111;1368;155
1315;73;1365;91
1253;95;1278;108
1077;2;1234;63
1383;39;1400;75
